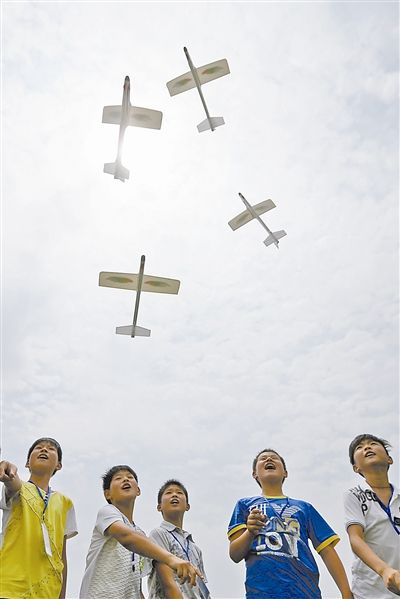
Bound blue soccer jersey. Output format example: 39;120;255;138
228;495;339;599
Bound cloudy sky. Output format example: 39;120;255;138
1;1;398;597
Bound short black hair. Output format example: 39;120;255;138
26;437;62;471
252;448;287;487
157;479;189;505
349;434;391;465
102;465;138;503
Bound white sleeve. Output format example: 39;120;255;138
96;504;125;536
0;484;19;510
344;488;366;530
65;503;78;538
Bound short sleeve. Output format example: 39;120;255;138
227;499;248;539
65;503;78;539
95;504;125;536
343;488;365;531
307;503;340;553
0;484;18;510
149;527;171;552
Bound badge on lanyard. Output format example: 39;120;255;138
41;521;53;556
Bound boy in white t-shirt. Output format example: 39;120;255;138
344;434;400;598
80;465;201;599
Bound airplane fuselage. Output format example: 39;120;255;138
183;47;215;131
115;76;131;162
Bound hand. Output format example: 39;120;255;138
170;556;202;586
247;508;266;536
382;567;400;595
0;461;18;483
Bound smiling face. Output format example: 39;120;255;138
104;469;141;506
26;440;62;477
158;483;190;518
253;450;288;488
352;438;393;477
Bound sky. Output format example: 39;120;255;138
1;1;399;598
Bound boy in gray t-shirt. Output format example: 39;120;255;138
80;466;201;599
148;479;209;599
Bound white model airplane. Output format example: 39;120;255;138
167;47;230;133
99;255;180;337
229;192;287;249
102;76;163;182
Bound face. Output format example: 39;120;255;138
352;438;392;474
105;470;140;505
158;484;189;516
253;451;287;485
26;441;62;476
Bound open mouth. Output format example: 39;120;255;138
121;484;132;490
170;498;180;505
37;454;48;460
264;464;276;470
365;451;376;457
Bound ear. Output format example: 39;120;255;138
157;504;162;513
185;503;190;512
55;462;62;473
283;469;288;480
388;456;393;466
353;464;359;474
104;489;111;502
136;486;141;497
252;472;258;482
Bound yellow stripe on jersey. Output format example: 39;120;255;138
315;534;340;553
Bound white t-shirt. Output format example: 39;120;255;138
79;504;151;599
344;482;400;599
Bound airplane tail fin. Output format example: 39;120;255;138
116;325;151;337
264;230;287;248
103;161;130;182
197;116;225;133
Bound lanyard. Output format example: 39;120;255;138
375;486;400;536
28;481;52;517
264;497;289;521
168;530;191;561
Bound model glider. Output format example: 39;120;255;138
229;192;287;249
167;47;230;133
99;255;180;337
102;76;163;182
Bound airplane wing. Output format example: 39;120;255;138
167;58;230;96
128;106;162;129
102;105;122;124
228;199;276;231
99;272;180;294
102;106;162;129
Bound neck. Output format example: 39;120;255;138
29;473;52;492
261;482;285;497
364;471;391;489
163;511;185;529
114;500;135;523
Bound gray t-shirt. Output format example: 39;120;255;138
148;520;208;599
80;504;151;599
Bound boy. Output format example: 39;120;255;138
80;466;201;599
148;479;209;599
0;437;78;599
344;434;400;597
228;448;352;599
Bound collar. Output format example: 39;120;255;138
160;519;193;540
358;482;400;501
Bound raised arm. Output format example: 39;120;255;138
106;521;201;586
319;543;353;599
0;461;22;499
347;524;400;595
229;508;266;563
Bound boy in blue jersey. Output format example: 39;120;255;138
228;449;352;599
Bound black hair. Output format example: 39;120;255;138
102;465;138;503
157;479;189;505
349;434;391;466
26;438;62;475
252;448;287;487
